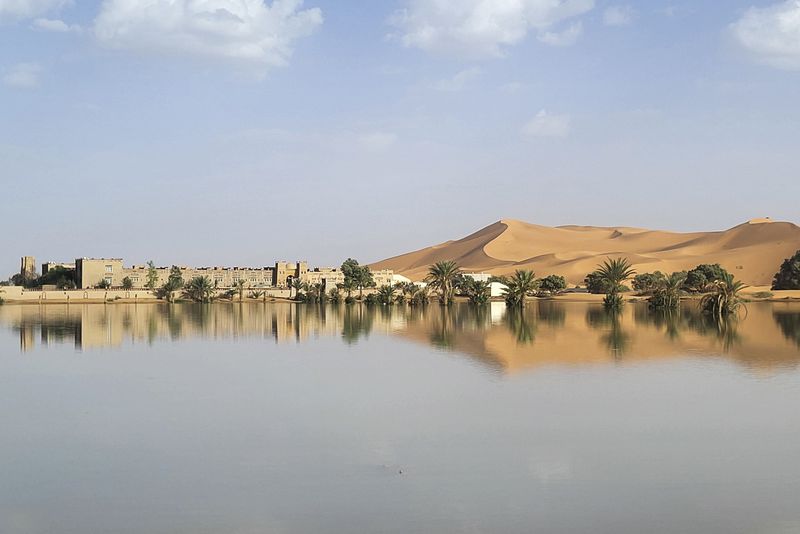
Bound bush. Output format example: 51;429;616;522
685;264;729;292
584;272;608;294
772;250;800;290
632;272;665;294
538;275;567;295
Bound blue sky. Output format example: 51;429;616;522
1;0;799;275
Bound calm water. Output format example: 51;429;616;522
1;301;800;534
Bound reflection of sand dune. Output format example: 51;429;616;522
389;302;800;374
371;218;800;285
2;302;799;375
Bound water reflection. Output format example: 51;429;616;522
773;309;800;348
2;301;799;373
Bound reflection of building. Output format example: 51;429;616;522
2;302;392;350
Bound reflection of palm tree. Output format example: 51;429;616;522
586;307;629;358
505;308;536;344
634;304;682;341
683;306;741;352
773;310;800;347
429;306;456;348
341;304;374;344
536;301;565;328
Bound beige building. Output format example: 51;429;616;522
21;256;36;277
74;258;277;290
303;268;345;290
75;258;124;288
372;269;395;287
274;261;308;287
302;267;396;291
26;256;393;292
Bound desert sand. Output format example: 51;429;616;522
371;218;800;286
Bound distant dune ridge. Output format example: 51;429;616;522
371;218;800;286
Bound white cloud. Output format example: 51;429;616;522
731;0;800;70
32;17;80;32
389;0;594;59
94;0;323;73
3;62;42;88
0;0;67;20
358;132;398;152
537;21;582;46
521;109;571;138
433;67;481;91
603;5;635;26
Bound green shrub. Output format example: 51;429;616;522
632;272;665;294
772;250;800;290
538;275;567;295
584;272;608;294
685;264;729;292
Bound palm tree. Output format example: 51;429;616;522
649;271;687;310
290;277;304;300
182;276;215;303
462;278;491;305
377;284;396;305
232;279;247;302
497;270;538;308
425;261;461;305
701;273;746;320
594;258;636;309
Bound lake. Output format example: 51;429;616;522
1;301;799;534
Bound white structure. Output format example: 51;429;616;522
392;274;412;285
489;282;508;298
464;273;492;283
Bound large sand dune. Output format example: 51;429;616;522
371;218;800;285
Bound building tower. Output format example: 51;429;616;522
20;256;36;278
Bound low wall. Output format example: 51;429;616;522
0;287;293;303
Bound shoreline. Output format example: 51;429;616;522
3;290;799;305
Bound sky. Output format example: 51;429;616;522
1;0;799;275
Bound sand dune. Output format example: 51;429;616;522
371;218;800;285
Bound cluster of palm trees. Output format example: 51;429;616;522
587;257;746;319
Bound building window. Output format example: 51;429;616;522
105;265;113;272
104;277;113;285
